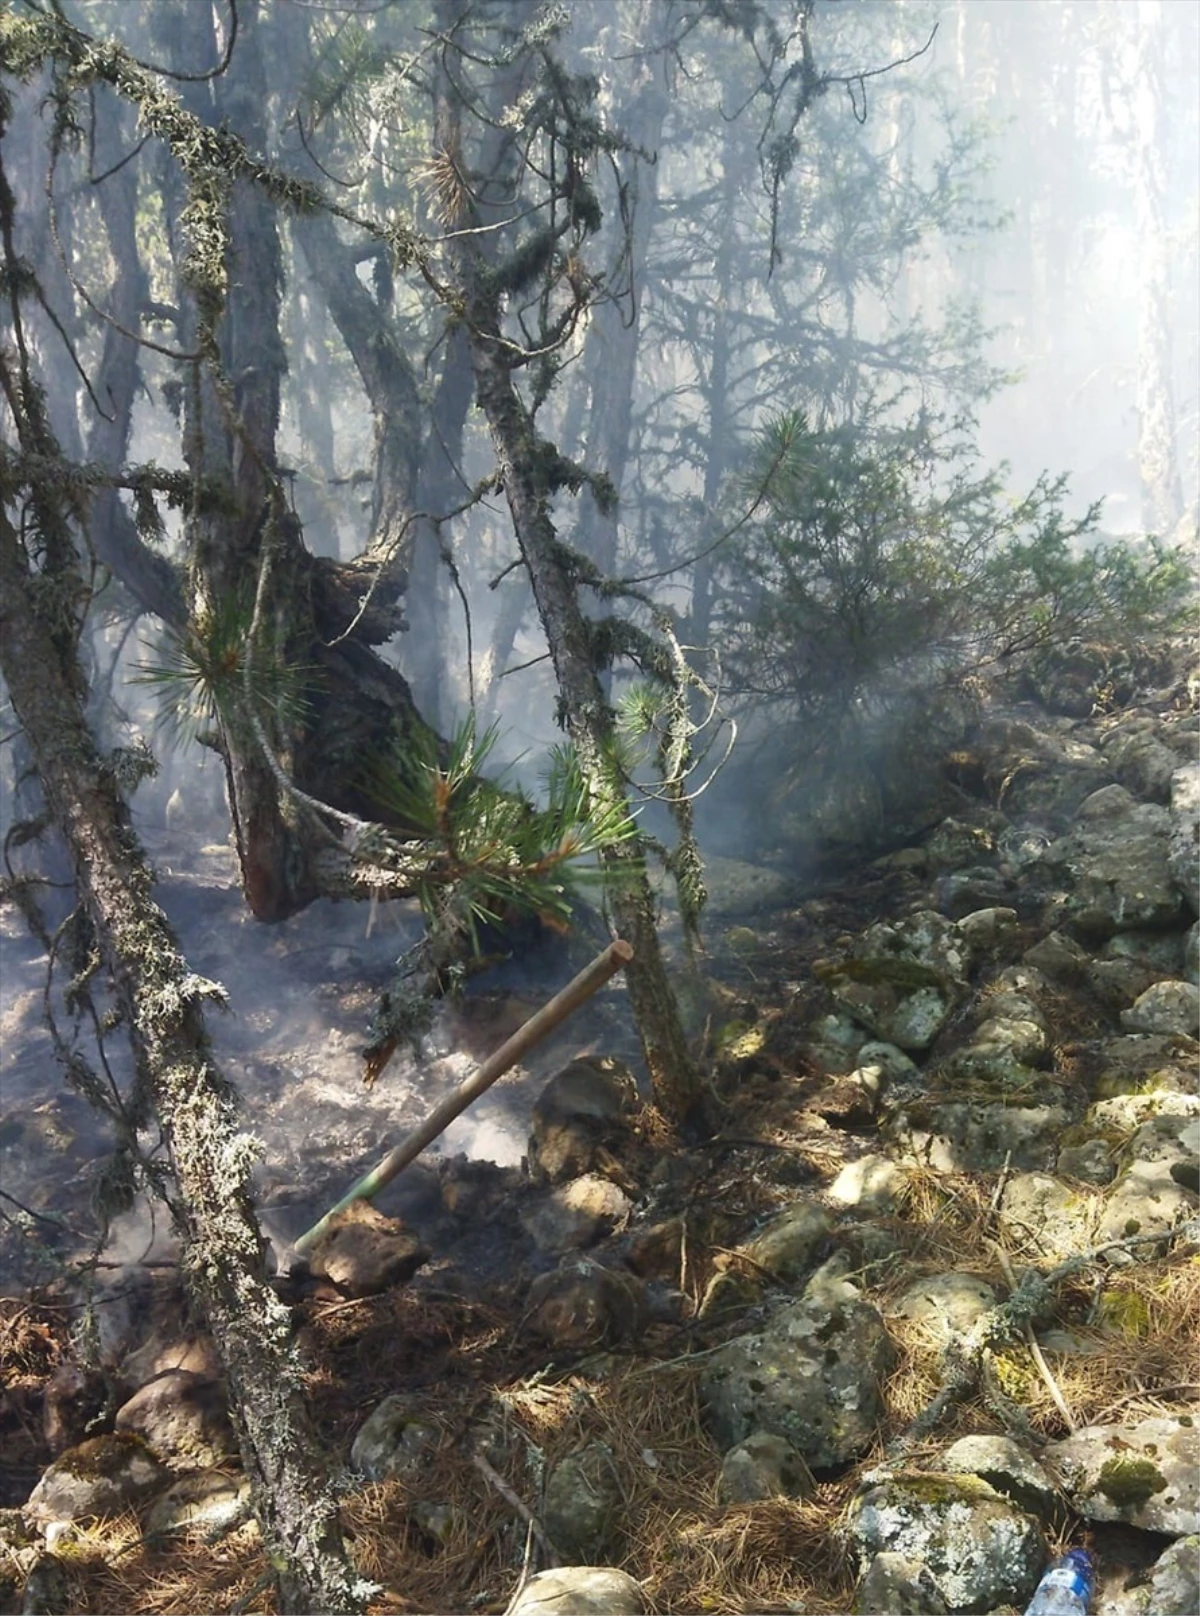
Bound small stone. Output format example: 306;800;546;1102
717;1431;814;1504
308;1201;428;1298
543;1441;623;1563
1043;1416;1199;1534
520;1175;633;1253
507;1567;645;1616
350;1396;440;1483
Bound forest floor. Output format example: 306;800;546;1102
1;686;1198;1614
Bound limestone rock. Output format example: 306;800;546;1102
526;1260;648;1350
1145;1533;1200;1616
1042;1416;1199;1534
25;1433;165;1524
847;1471;1045;1612
890;1273;996;1343
887;1100;1070;1174
528;1058;638;1185
308;1201;428;1298
507;1567;645;1616
350;1396;440;1483
940;1434;1060;1519
828;1154;911;1214
543;1441;622;1563
1121;980;1200;1037
146;1470;252;1538
1169;763;1199;913
956;906;1021;958
1186;920;1199;983
853;1551;948;1615
114;1371;236;1470
717;1431;814;1504
1104;724;1181;804
821;910;969;1051
700;1286;894;1469
998;1173;1099;1262
734;1196;833;1286
520;1175;633;1254
1036;792;1184;938
1095;1109;1200;1253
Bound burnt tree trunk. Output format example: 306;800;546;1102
0;503;365;1615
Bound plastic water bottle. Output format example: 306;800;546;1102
1023;1549;1094;1616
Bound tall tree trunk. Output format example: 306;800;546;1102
0;511;364;1615
690;125;741;651
1133;0;1184;535
432;6;700;1116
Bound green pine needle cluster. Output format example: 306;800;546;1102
361;717;638;947
132;590;312;751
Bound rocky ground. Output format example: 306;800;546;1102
1;637;1197;1615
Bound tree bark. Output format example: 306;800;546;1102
0;507;365;1616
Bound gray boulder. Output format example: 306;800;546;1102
1121;979;1200;1037
543;1441;622;1564
847;1471;1046;1612
700;1282;894;1470
853;1551;948;1614
1042;1416;1199;1534
1036;788;1184;938
25;1434;165;1525
1144;1534;1200;1616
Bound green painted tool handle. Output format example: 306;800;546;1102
292;938;634;1257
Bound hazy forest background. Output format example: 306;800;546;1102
0;1;1197;1610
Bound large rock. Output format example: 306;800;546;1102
847;1471;1046;1612
25;1434;165;1524
700;1281;895;1470
1143;1534;1200;1616
939;1434;1060;1520
819;911;969;1052
308;1201;428;1298
1095;1109;1200;1253
1042;1416;1199;1534
1121;980;1200;1037
114;1371;236;1470
886;1099;1071;1173
1103;722;1182;804
1036;788;1184;938
977;713;1111;818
